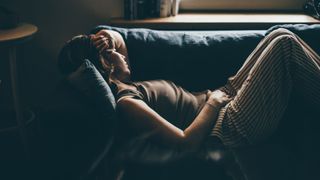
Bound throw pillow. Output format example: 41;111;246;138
66;59;117;176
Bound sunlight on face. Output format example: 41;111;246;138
105;50;131;81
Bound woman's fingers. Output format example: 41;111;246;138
99;44;109;54
96;39;109;49
93;36;109;47
94;37;108;46
223;95;233;105
95;30;116;48
90;35;114;53
208;89;233;106
91;35;104;42
224;96;233;103
96;30;114;41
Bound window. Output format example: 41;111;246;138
180;0;307;12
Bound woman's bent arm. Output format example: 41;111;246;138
117;90;231;151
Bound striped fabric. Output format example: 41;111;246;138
211;28;320;148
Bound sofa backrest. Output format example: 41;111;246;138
92;26;265;91
92;24;320;92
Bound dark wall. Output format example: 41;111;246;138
0;0;122;107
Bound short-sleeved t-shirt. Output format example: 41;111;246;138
116;80;211;129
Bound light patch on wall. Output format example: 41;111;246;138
77;0;123;18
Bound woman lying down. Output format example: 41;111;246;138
58;28;320;153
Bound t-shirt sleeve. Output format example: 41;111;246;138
116;89;144;103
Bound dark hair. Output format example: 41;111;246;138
58;35;107;77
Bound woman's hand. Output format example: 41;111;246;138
90;30;115;54
90;30;129;63
207;90;232;108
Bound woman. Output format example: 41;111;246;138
59;28;320;150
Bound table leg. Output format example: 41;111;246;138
9;47;29;159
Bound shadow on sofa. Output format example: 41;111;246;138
39;24;320;180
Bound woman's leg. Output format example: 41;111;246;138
211;28;320;148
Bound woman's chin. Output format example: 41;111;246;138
121;71;131;81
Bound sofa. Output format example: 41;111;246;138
39;24;320;180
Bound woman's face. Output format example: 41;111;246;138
105;50;131;81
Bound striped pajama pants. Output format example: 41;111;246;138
211;28;320;148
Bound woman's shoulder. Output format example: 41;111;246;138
116;86;144;104
135;79;174;87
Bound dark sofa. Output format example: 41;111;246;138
39;24;320;180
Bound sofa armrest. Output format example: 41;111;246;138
38;80;115;179
111;135;245;180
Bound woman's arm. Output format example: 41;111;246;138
117;90;231;151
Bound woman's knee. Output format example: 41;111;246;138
269;34;298;50
267;28;296;40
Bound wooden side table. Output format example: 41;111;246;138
0;23;38;158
